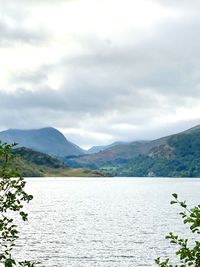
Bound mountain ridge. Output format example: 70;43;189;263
87;141;127;154
63;124;200;177
1;124;200;177
0;127;85;157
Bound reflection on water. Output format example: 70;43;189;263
15;178;200;267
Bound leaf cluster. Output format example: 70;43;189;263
155;193;200;267
0;142;37;267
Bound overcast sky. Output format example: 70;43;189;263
0;0;200;149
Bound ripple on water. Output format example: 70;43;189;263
14;177;200;267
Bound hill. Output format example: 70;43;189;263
64;125;200;177
0;147;102;177
113;128;200;177
87;141;126;154
63;139;164;169
0;127;85;157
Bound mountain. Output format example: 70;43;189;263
87;141;126;154
114;126;200;177
63;139;164;169
0;127;85;157
4;147;102;177
64;125;200;177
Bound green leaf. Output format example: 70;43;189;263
170;201;177;205
172;193;178;199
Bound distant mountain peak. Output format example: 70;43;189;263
0;127;85;157
87;141;127;154
64;123;200;177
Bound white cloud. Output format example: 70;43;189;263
0;0;199;147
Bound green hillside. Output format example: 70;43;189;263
1;125;200;177
64;125;200;177
63;132;175;170
103;129;200;177
63;141;151;169
0;147;102;177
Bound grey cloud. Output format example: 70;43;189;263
11;70;48;85
0;20;46;45
67;15;200;96
0;1;50;46
157;0;200;11
0;17;51;46
0;0;200;147
0;84;199;147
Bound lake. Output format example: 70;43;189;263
15;177;200;267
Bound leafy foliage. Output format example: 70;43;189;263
155;194;200;266
0;142;37;267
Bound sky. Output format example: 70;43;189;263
0;0;200;149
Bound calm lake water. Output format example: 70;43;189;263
15;177;200;267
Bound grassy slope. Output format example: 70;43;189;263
63;141;153;169
11;147;102;177
64;125;200;177
106;130;200;177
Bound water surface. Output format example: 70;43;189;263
15;177;200;267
